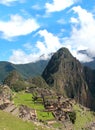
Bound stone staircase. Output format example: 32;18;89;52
11;107;19;116
3;103;19;117
0;101;37;122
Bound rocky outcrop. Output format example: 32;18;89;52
0;85;12;101
42;48;95;110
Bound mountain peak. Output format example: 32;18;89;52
57;47;72;58
42;47;90;108
51;47;73;62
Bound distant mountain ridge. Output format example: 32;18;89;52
83;59;95;70
0;60;48;83
78;49;95;69
0;49;95;84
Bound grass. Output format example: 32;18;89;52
73;104;95;130
52;122;64;129
0;110;35;130
13;91;54;121
0;110;55;130
13;92;95;130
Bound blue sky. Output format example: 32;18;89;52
0;0;95;64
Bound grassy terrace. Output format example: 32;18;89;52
12;92;95;130
13;91;54;121
0;110;56;130
0;110;35;130
0;110;54;130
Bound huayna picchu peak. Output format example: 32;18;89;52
42;47;95;110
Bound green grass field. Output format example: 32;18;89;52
13;92;54;121
73;104;95;130
0;110;34;130
0;110;56;130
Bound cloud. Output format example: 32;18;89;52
0;14;39;40
57;18;65;24
9;6;95;64
23;43;33;51
9;29;62;64
32;4;42;10
0;0;25;6
37;29;62;53
9;49;39;64
45;0;76;12
62;6;95;62
70;17;79;23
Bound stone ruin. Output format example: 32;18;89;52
19;105;37;121
0;85;37;122
42;94;74;123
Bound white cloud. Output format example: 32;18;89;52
23;43;33;51
9;29;62;64
0;14;39;40
9;6;95;64
57;18;65;24
63;6;95;62
32;4;42;10
45;0;76;12
70;17;79;23
9;49;39;64
0;0;25;6
73;50;93;63
37;29;62;53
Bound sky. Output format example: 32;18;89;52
0;0;95;64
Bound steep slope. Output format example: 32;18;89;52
42;48;95;110
0;60;48;83
0;61;15;83
83;66;95;109
3;70;28;92
15;60;48;78
83;59;95;70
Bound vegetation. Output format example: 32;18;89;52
0;110;35;130
28;76;49;88
0;60;48;83
13;92;54;121
1;48;95;130
73;104;95;130
68;111;76;124
42;47;95;111
0;110;55;130
4;70;29;92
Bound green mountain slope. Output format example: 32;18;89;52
0;60;48;83
0;61;15;83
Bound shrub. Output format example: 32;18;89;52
68;111;76;124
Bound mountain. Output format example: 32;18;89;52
0;60;48;83
3;70;29;92
0;61;15;83
39;53;54;60
42;47;95;110
1;50;94;85
78;49;95;69
83;59;95;70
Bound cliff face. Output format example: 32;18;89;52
42;48;95;110
83;66;95;109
